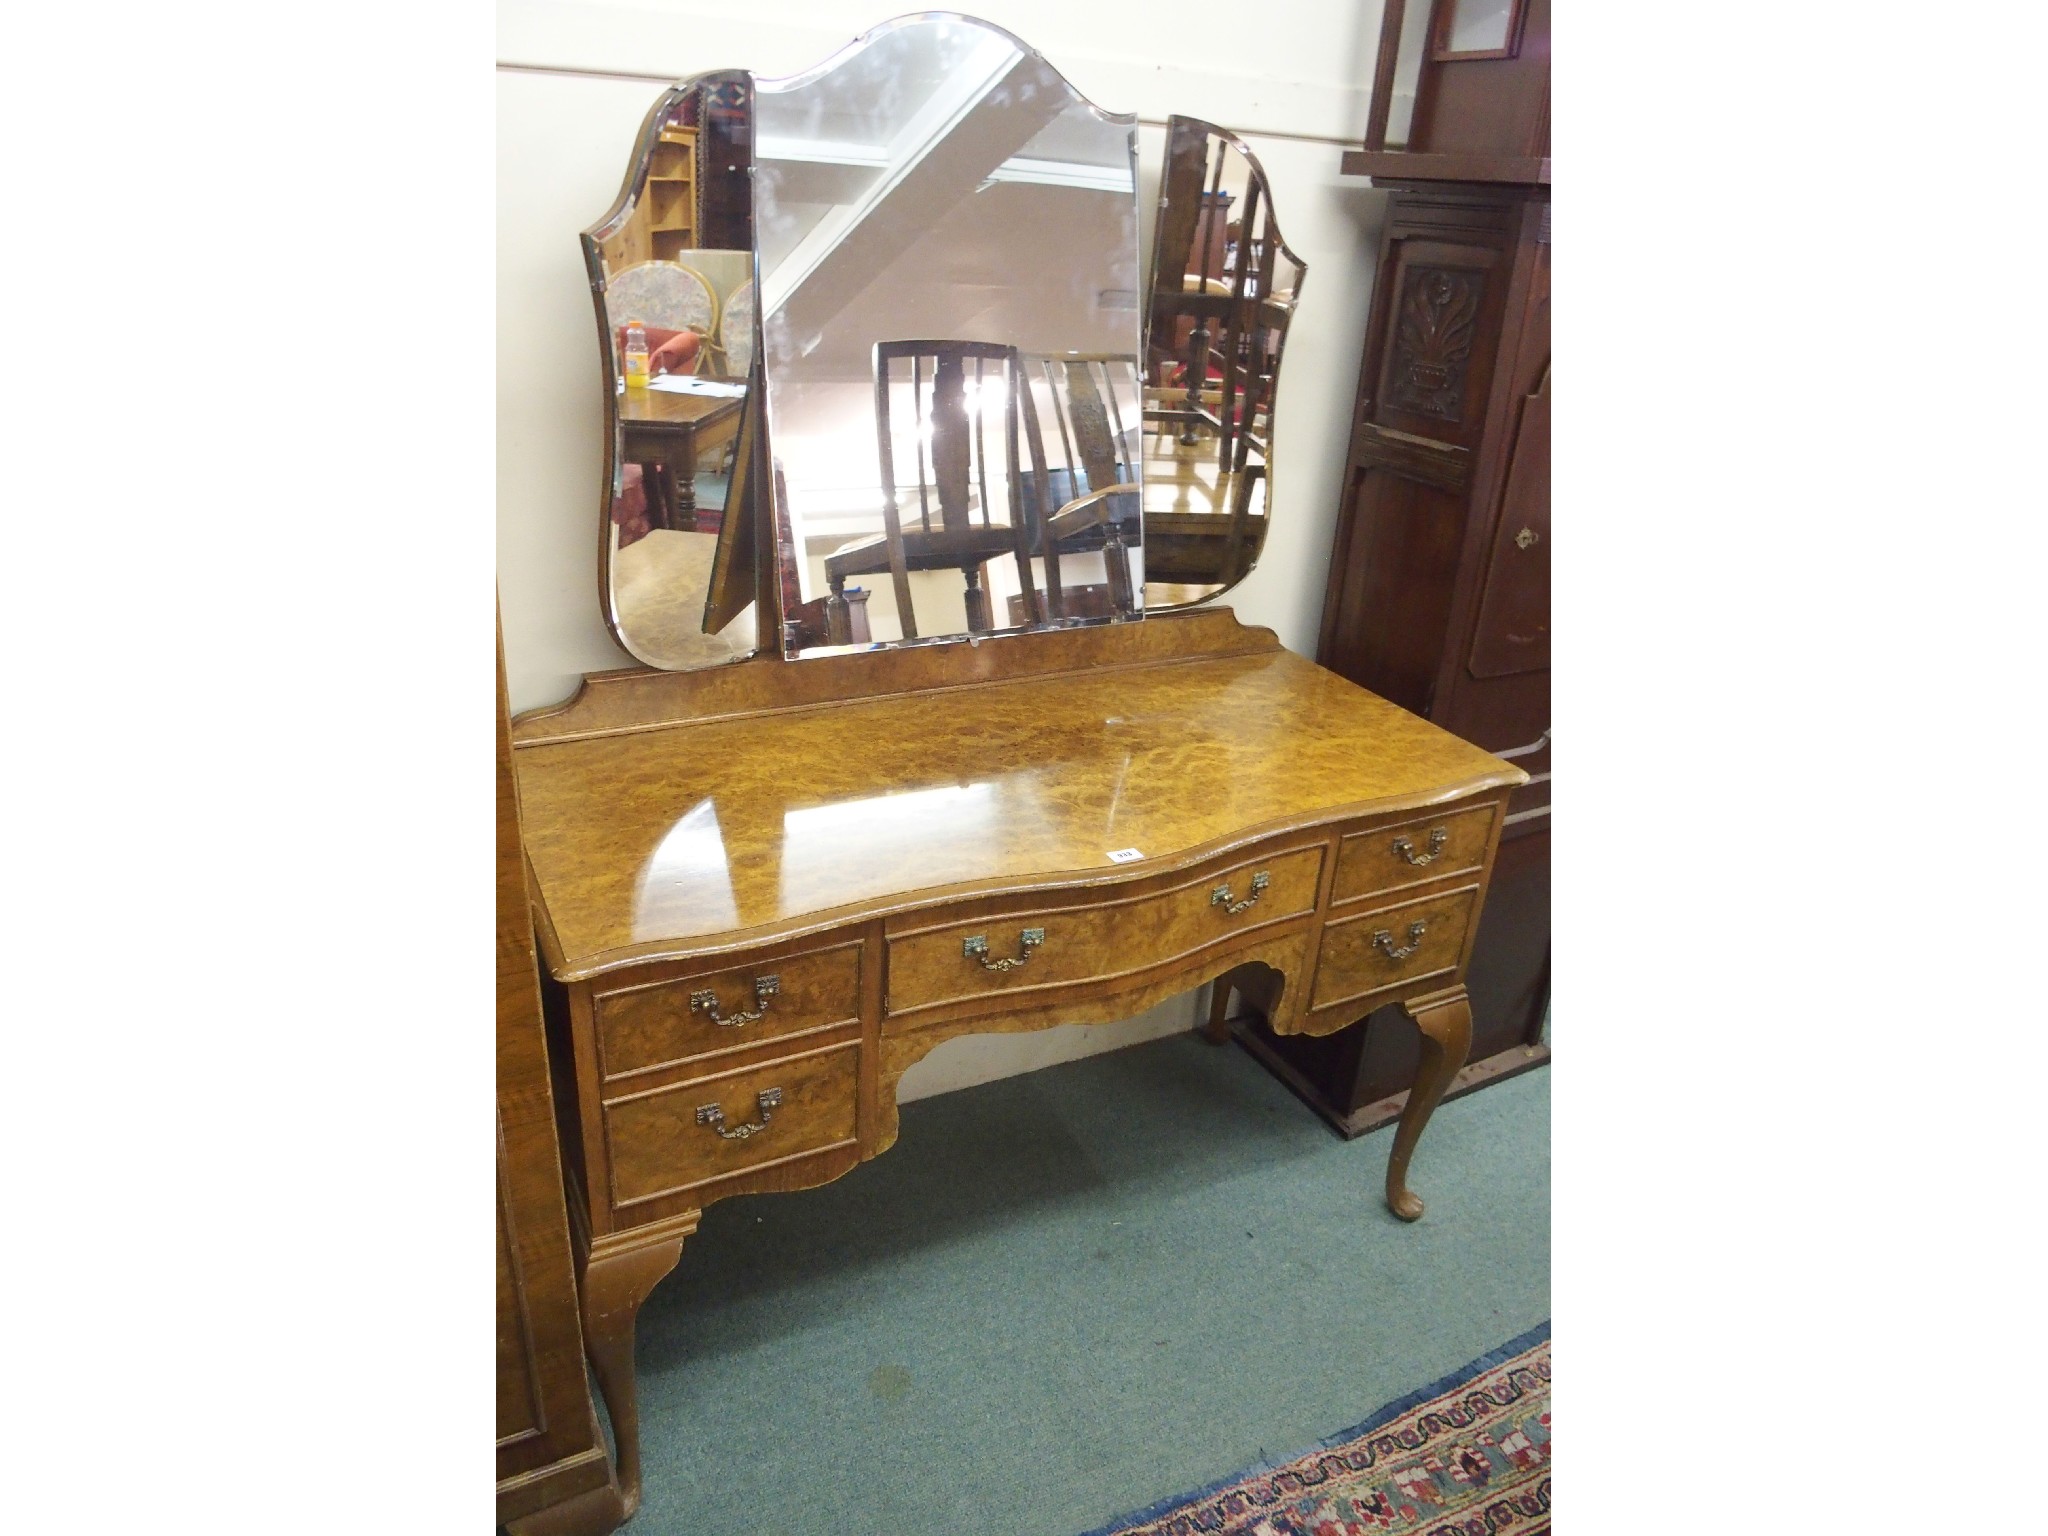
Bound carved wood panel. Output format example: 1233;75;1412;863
1369;238;1502;449
1385;265;1484;422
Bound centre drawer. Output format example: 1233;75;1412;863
885;844;1324;1018
602;1039;860;1211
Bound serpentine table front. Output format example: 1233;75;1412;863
509;608;1525;1517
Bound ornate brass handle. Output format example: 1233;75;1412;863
695;1087;783;1141
689;974;780;1027
1210;870;1271;915
1371;921;1428;960
964;928;1045;971
1391;828;1448;867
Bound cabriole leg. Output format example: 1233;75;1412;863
1383;988;1473;1222
581;1214;697;1519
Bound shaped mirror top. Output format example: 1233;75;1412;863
756;14;1145;658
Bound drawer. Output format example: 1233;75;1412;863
1310;885;1480;1013
603;1040;859;1210
593;941;862;1081
1331;803;1497;905
886;845;1323;1017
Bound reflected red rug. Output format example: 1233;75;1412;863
1082;1324;1550;1536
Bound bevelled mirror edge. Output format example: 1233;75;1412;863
584;71;764;674
1140;114;1306;616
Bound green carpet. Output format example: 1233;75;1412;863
625;1030;1550;1535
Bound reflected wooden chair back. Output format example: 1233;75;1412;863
1138;117;1305;603
719;278;755;379
1143;120;1300;480
821;341;1039;643
1019;354;1143;620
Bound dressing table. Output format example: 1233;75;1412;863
511;608;1522;1514
501;17;1525;1527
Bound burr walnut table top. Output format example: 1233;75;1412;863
512;612;1521;979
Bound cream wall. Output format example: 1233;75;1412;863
497;0;1392;1098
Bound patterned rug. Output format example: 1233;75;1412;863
1081;1324;1550;1536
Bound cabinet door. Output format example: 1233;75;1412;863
497;1135;547;1447
1468;365;1550;677
497;619;613;1519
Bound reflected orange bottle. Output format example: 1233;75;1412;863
624;320;650;388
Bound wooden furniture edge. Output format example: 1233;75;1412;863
502;1456;628;1536
497;1425;619;1529
1339;149;1551;185
510;608;1276;746
541;779;1523;982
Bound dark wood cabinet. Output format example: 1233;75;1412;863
1235;4;1550;1135
498;622;624;1535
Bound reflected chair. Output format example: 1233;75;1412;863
717;277;755;380
1139;117;1304;594
823;341;1040;643
1145;118;1299;455
605;261;719;368
1146;227;1276;472
1018;353;1144;619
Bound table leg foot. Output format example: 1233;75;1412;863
581;1215;696;1520
1202;975;1233;1045
1104;525;1134;615
675;453;699;520
1383;988;1472;1222
962;565;992;632
825;581;851;646
649;464;677;532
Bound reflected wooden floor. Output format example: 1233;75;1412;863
1140;432;1240;518
1139;428;1267;600
613;529;746;669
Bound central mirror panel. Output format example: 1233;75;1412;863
756;14;1144;658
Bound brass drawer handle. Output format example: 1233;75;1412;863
964;928;1044;972
1210;870;1271;915
1391;828;1448;866
1371;921;1428;960
689;974;779;1027
695;1087;783;1141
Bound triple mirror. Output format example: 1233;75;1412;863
582;15;1304;671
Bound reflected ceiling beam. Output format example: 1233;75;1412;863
761;50;1070;344
762;29;1019;316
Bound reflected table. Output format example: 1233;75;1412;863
619;386;744;533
